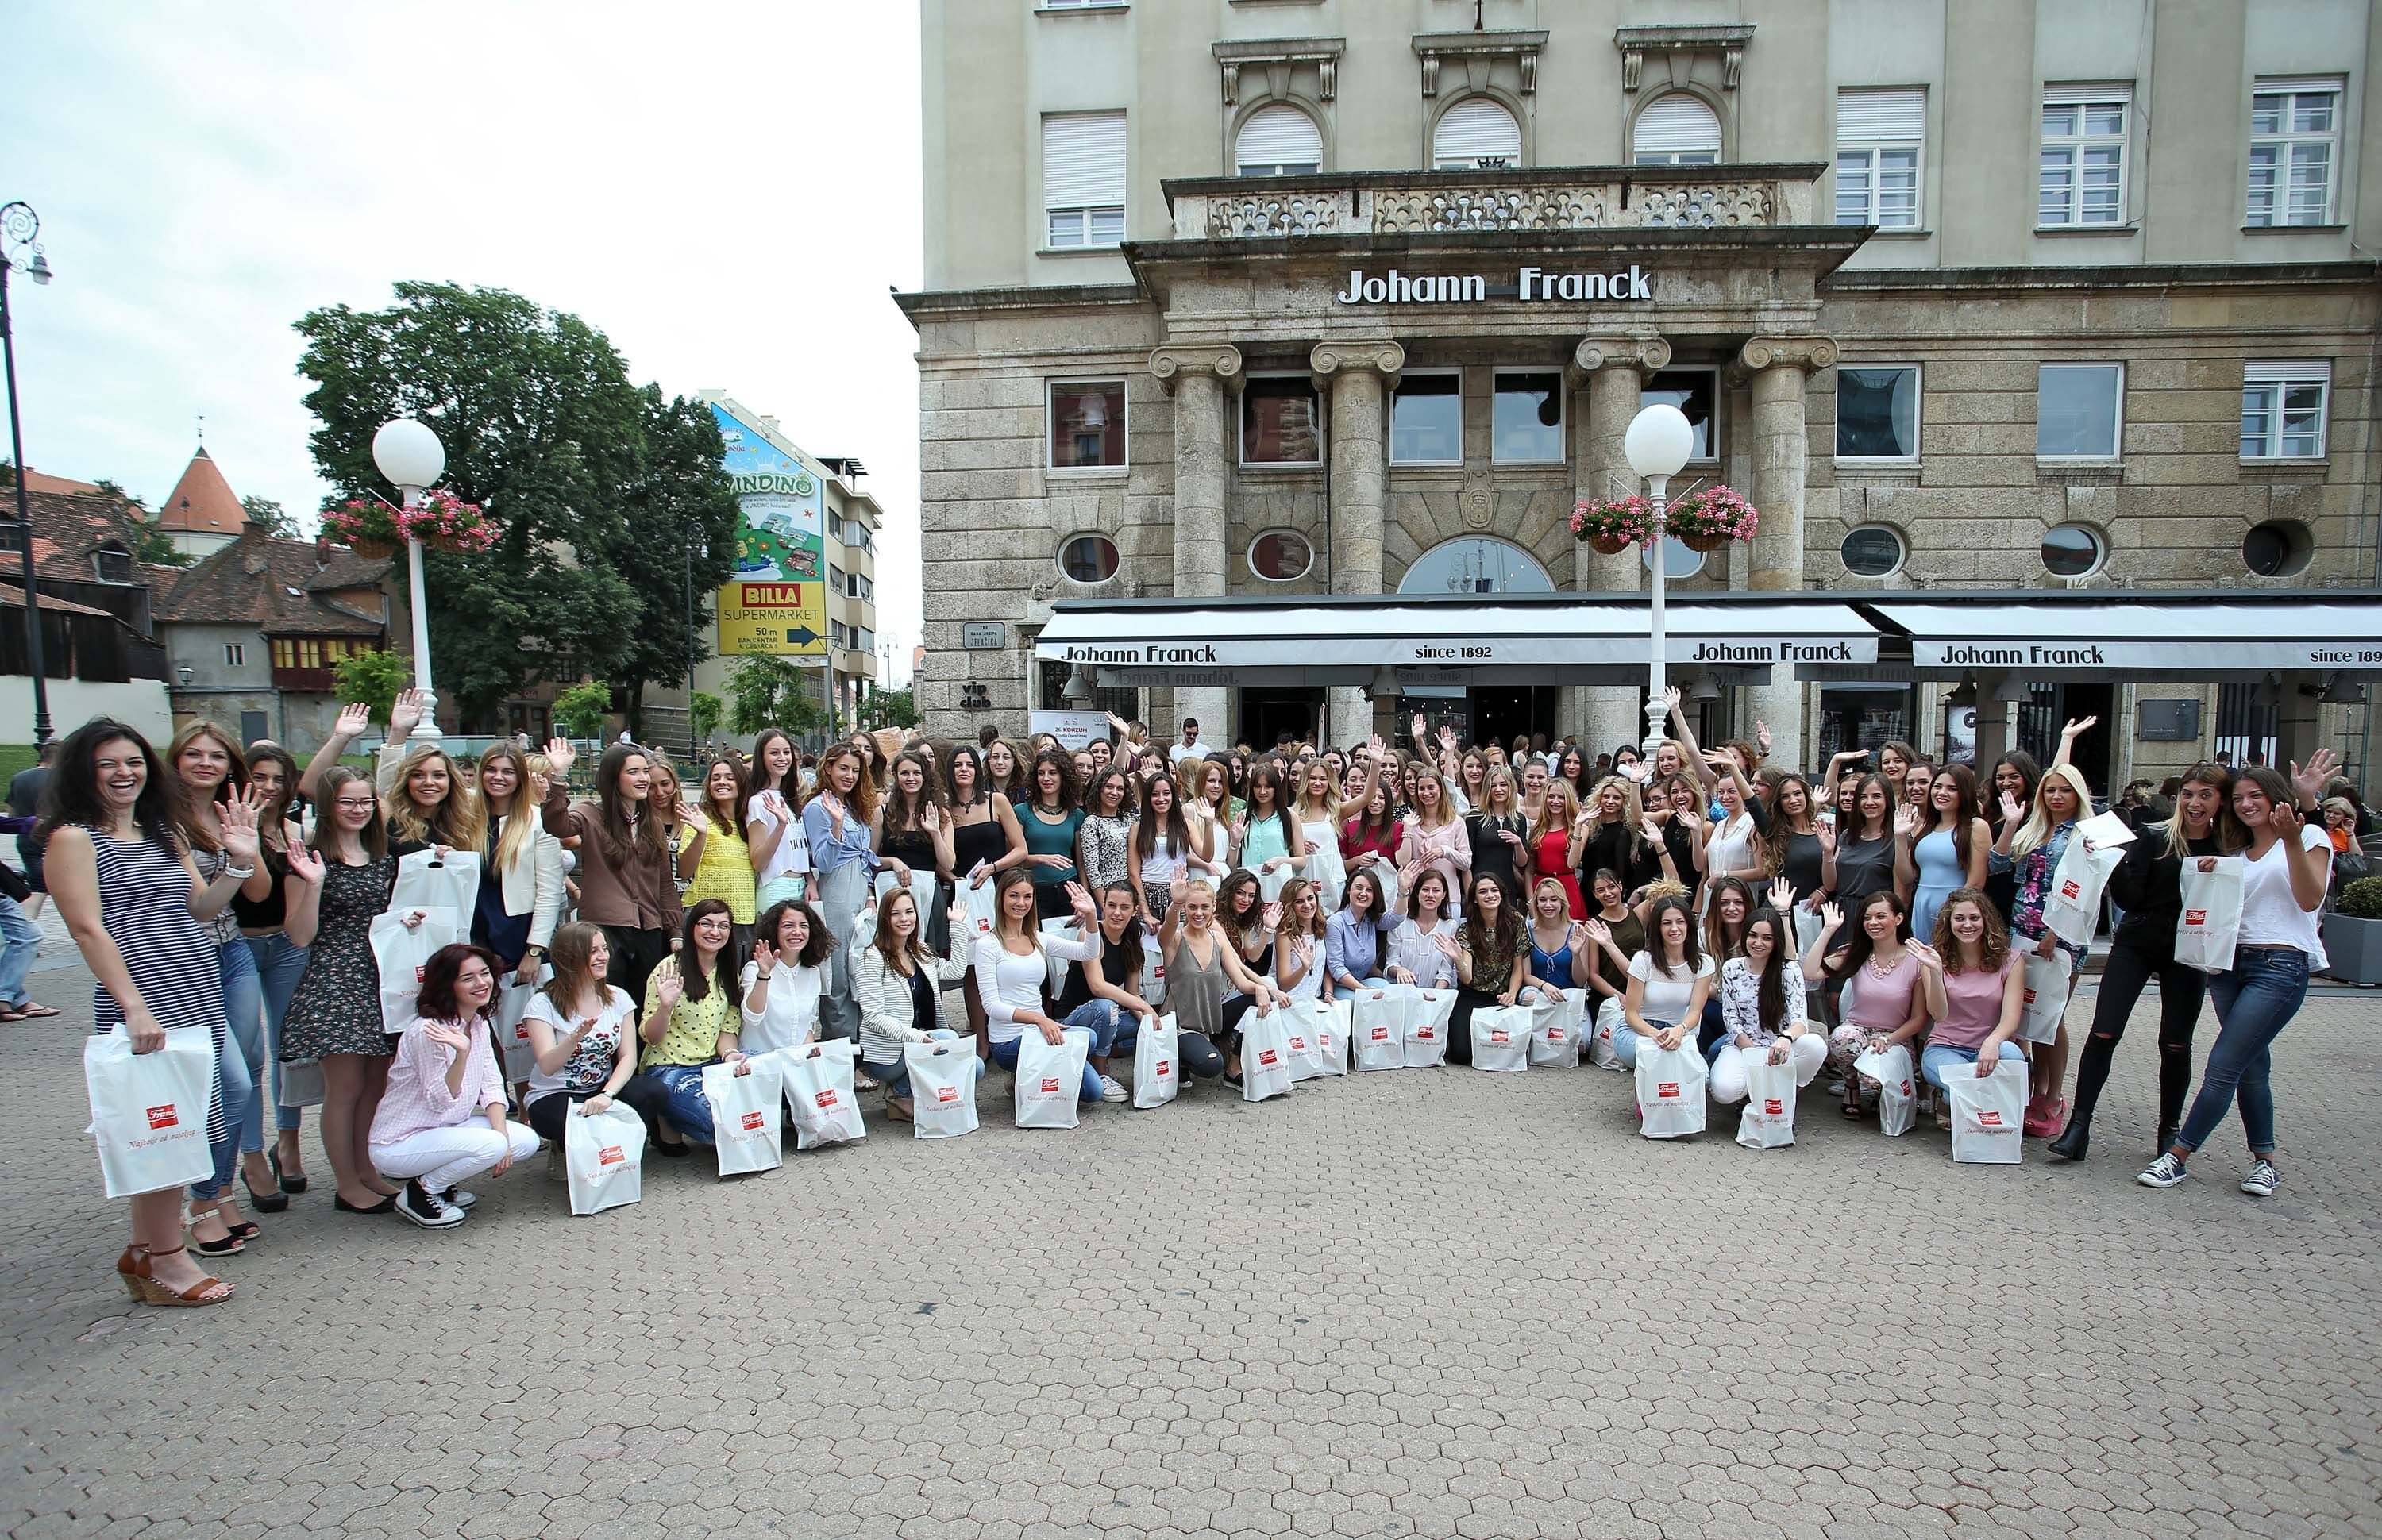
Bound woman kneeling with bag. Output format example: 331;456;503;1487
368;943;539;1228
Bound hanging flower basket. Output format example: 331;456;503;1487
324;489;497;559
1666;485;1760;552
1568;494;1655;556
347;532;399;560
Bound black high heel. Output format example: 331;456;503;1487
270;1148;309;1195
333;1193;395;1215
242;1160;290;1213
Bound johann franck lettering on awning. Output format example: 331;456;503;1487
1336;265;1655;306
1059;643;1223;666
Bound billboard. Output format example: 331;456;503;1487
712;402;827;660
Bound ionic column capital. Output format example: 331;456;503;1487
1735;334;1840;375
1568;333;1671;387
1150;343;1244;395
1309;339;1405;389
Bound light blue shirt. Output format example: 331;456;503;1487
801;795;879;880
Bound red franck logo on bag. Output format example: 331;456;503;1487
814;1089;838;1108
1258;1049;1280;1066
1370;1026;1390;1041
1978;1111;2005;1127
2024;988;2039;1006
1289;1034;1309;1050
2185;909;2207;926
1156;1060;1171;1076
145;1103;178;1130
740;1110;766;1132
2060;879;2080;899
938;1085;960;1103
1489;1030;1509;1045
599;1145;624;1165
1040;1076;1061;1094
1657;1082;1679;1099
1764;1099;1784;1115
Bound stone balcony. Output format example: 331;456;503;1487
1161;164;1829;241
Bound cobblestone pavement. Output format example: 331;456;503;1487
4;946;2378;1540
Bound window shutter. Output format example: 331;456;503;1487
1235;104;1323;168
1433;97;1522;163
1837;87;1925;141
2245;359;2331;386
1632;94;1721;156
2250;75;2340;95
2042;82;2131;106
1043;111;1127;207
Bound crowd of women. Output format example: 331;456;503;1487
46;685;2342;1307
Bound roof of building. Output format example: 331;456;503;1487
13;487;159;587
155;445;245;535
17;467;106;495
156;527;392;637
0;587;122;618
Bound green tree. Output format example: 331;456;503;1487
551;681;615;739
295;282;649;728
607;387;741;739
726;655;828;739
689;691;724;746
241;494;300;539
858;687;920;731
332;648;412;723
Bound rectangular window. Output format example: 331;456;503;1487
1491;370;1564;463
1049;379;1127;470
2248;79;2343;226
2039;87;2129;226
1043;110;1127;248
272;639;294;668
223;642;245;668
2241;360;2330;459
0;522;20;553
828;513;845;541
1240;375;1323;465
2037;363;2123;459
1836;365;1921;460
1640;368;1719;460
1835;88;1924;229
1390;372;1463;465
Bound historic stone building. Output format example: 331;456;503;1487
899;0;2380;790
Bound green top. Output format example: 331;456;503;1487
1021;805;1085;887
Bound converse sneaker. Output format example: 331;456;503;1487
395;1180;464;1228
1097;1074;1128;1103
2136;1153;2188;1189
441;1188;477;1211
2239;1158;2280;1198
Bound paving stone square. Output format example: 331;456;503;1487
4;949;2378;1539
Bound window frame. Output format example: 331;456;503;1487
2040;522;2108;579
1490;368;1566;466
0;522;21;554
1042;110;1127;250
1046;377;1130;474
1388;368;1465;468
1431;96;1524;172
223;642;245;668
1234;102;1325;179
1239;372;1325;468
1834;88;1925;230
2037;87;2130;229
1640;367;1721;464
1630;92;1723;167
1247;528;1316;584
1833;363;1923;464
1838;525;1908;579
1056;532;1124;586
2035;361;2126;462
2247;79;2344;227
2241;360;2332;460
92;545;135;584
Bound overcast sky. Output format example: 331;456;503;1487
2;2;926;677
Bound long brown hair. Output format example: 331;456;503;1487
1133;772;1195;864
590;742;666;864
309;765;389;861
880;749;944;834
806;743;879;826
2162;761;2242;860
545;920;610;1019
165;720;247;851
696;753;750;837
869;884;934;975
1934;887;2010;975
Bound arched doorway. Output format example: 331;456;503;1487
1397;538;1560;748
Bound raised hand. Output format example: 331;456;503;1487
2060;715;2099;741
751;937;779;978
1767;877;1794;911
388;687;426;739
1756;720;1773;753
422;1021;474;1054
1999;791;2024;826
1170;871;1189;906
1583;918;1611;947
653;970;684;1013
543;738;577;776
2290;749;2341;806
947;898;969;934
1893;804;1920;841
1817;819;1837;856
285;841;325;885
1066;881;1097;922
1430;929;1461;961
1662;685;1682;714
1409;711;1426;740
220;798;261;868
1817;900;1843;934
1261;900;1282;930
1904;939;1942;970
333;701;371;740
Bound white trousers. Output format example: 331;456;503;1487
372;1120;540;1192
1709;1034;1829;1104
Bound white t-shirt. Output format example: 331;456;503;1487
1626;951;1717;1027
973;929;1099;1045
521;984;635;1099
1168;740;1216;765
746;788;812;888
2237;826;2330;964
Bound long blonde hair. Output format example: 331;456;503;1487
1533;780;1580;845
384;742;485;850
2010;763;2091;860
477;741;539;877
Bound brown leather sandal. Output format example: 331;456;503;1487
122;1244;235;1307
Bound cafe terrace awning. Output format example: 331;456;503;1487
1032;594;1880;687
1860;591;2382;680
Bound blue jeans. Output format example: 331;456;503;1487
2176;948;2310;1157
196;937;260;1201
1058;1001;1127;1060
243;933;309;1145
637;1063;719;1145
863;1027;966;1100
992;1029;1103;1104
1613;1022;1686;1069
1920;1040;2026;1088
0;893;38;1007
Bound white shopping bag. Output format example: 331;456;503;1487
1040;918;1083;995
496;972;545;1083
391;848;482;922
962;870;1000;943
1853;1044;1918;1138
1139;930;1167;1011
564;1101;646;1215
1794;904;1827;959
83;1029;218;1198
1015;1030;1090;1128
2176;857;2245;974
1735;1054;1798;1149
1469;1003;1533;1072
2018;951;2073;1045
371;906;460;1036
1946;1059;2026;1164
703;1057;785;1176
1132;1012;1179;1109
2042;811;2134;948
1302;825;1347;912
1634;1043;1708;1138
1351;986;1408;1072
278;1057;326;1109
780;1040;867;1149
1240;1007;1294;1103
1403;988;1455;1068
904;1039;980;1138
874;864;939;914
1307;998;1350;1078
1586;996;1625;1070
1240;864;1292;903
1528;988;1588;1067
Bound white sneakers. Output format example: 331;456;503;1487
2137;1153;2283;1197
1098;1075;1129;1103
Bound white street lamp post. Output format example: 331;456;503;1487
1624;404;1695;762
372;418;448;741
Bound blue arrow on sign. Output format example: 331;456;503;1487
783;626;821;646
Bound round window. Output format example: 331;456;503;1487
1248;529;1314;582
1840;525;1906;578
1641;535;1705;579
2040;523;2105;578
1057;533;1120;584
2241;519;2312;579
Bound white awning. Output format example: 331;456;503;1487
1867;596;2382;676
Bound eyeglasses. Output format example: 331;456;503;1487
335;798;378;810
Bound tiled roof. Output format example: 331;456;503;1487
155;445;245;534
156;529;392;637
13;488;160;586
18;468;106;495
0;587;121;618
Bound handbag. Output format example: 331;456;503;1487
1586;995;1626;1071
1852;1044;1917;1138
2018;952;2073;1045
1633;1042;1708;1138
904;1039;980;1138
277;1057;326;1110
391;848;482;922
371;906;461;1036
495;971;546;1084
1946;1059;2026;1164
777;1040;867;1149
1468;1003;1533;1072
2041;811;2133;948
84;1029;218;1199
702;1057;785;1176
564;1101;646;1215
2176;856;2245;974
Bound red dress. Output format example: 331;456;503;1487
1534;828;1585;919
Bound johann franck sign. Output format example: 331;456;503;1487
1336;264;1656;305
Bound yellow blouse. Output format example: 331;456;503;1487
684;814;756;922
638;955;737;1069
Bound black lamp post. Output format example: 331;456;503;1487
2;201;54;749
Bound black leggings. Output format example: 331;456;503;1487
2067;938;2207;1135
1447;988;1500;1065
603;925;676;1012
526;1080;672;1143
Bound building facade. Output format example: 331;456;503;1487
902;0;2381;791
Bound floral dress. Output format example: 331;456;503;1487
279;855;397;1058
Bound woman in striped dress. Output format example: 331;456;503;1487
46;718;263;1306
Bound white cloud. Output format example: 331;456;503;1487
1;1;925;670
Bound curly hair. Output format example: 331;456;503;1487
1933;888;2010;976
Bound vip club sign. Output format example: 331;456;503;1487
714;402;829;660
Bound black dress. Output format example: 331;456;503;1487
280;856;397;1057
881;825;948;953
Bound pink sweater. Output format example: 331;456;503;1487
370;1015;509;1145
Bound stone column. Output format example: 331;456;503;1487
1567;334;1670;758
1734;335;1838;772
1312;340;1403;747
1151;342;1243;741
